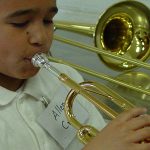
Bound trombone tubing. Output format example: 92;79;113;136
31;53;118;119
48;56;150;96
54;35;150;70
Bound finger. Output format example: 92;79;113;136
134;143;150;150
125;114;150;130
129;127;150;143
114;107;147;123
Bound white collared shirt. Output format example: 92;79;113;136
0;62;106;150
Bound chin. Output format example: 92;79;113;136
20;68;40;79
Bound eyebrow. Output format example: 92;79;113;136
6;7;58;18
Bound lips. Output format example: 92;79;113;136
23;56;33;65
24;57;32;61
23;50;48;62
24;53;37;61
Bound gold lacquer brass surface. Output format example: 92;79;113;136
54;1;150;71
65;81;134;144
53;0;150;144
95;1;150;70
107;71;150;112
32;53;149;144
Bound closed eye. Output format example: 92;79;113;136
11;20;30;28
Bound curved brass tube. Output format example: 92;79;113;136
31;53;134;144
54;1;150;71
65;81;134;143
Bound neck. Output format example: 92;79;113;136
0;74;25;91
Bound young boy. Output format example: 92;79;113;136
0;0;150;150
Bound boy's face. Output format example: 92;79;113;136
0;0;57;79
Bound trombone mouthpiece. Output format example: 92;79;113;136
31;53;48;68
31;53;61;77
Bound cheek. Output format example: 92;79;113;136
0;31;27;65
0;35;26;59
0;26;27;50
0;42;24;66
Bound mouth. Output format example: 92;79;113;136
23;56;34;66
24;57;32;61
23;51;49;63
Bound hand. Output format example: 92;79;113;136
83;107;150;150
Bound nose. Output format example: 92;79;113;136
27;24;52;47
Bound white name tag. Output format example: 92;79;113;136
37;86;89;149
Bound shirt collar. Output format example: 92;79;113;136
0;62;81;106
0;86;20;106
22;67;62;103
0;67;60;106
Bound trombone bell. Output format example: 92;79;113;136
54;1;150;71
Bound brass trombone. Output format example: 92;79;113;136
54;0;150;71
31;0;150;144
51;1;150;143
31;53;134;144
